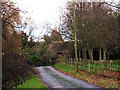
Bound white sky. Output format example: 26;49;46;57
11;0;119;41
12;0;119;26
14;0;67;25
11;0;68;41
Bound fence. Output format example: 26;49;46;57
62;58;120;79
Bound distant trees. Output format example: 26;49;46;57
32;42;56;65
21;31;35;48
43;29;63;44
60;1;119;61
21;31;29;48
51;29;63;41
43;29;64;58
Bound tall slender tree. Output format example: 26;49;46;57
72;0;78;72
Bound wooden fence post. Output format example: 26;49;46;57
66;58;67;65
77;58;79;71
70;58;71;65
95;61;97;73
89;60;90;73
65;58;66;64
101;60;103;75
107;60;109;75
80;59;81;70
67;58;69;65
69;58;71;66
72;58;73;64
118;66;120;80
110;60;112;77
62;56;64;63
69;58;70;64
68;58;70;65
74;58;75;64
68;58;69;65
83;59;84;70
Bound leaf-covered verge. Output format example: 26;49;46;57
53;63;119;89
14;67;48;89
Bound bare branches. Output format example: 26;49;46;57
105;2;120;9
60;1;119;53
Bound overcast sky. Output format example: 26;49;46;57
13;0;67;25
12;0;119;25
11;0;68;41
11;0;119;41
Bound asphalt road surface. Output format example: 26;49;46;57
36;66;105;89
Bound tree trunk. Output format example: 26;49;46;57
73;1;78;72
82;50;84;60
99;48;102;61
84;49;87;60
88;49;91;60
107;52;110;60
79;51;82;60
88;48;93;61
107;49;110;60
82;49;86;60
91;48;93;61
103;48;106;61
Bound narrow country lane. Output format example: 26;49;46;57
36;66;105;89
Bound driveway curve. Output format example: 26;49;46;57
36;66;105;89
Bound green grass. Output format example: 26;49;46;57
53;62;119;88
15;68;48;88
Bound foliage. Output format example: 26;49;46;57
43;29;63;45
16;71;48;88
44;29;74;58
50;41;74;58
43;35;52;45
21;31;35;48
33;43;56;65
51;30;63;41
21;47;42;66
1;1;34;89
26;54;43;66
2;1;22;52
22;42;56;66
21;31;29;48
60;1;119;60
2;52;33;89
110;49;120;60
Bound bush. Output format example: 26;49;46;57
22;43;57;66
2;52;33;89
26;54;43;66
32;43;57;65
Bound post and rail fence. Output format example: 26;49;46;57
60;57;120;80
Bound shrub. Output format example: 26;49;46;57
2;52;33;89
26;54;43;66
33;43;57;65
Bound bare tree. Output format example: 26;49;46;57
60;1;119;61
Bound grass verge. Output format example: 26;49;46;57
53;62;119;89
15;67;48;88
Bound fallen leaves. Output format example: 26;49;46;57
53;63;120;89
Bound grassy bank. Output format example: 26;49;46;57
15;68;48;88
53;62;119;88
